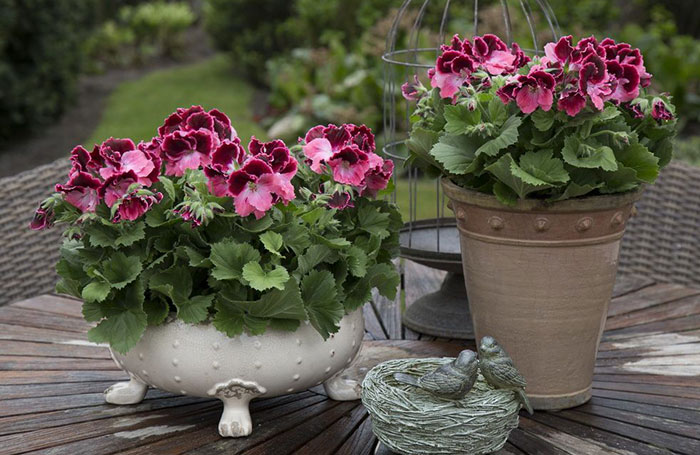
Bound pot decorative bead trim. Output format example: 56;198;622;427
442;178;642;410
105;309;365;437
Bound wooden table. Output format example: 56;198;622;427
1;261;700;454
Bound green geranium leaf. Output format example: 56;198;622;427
115;222;145;247
143;299;170;326
283;223;312;254
296;244;334;276
149;266;192;303
88;309;147;354
100;252;142;289
444;104;482;135
518;150;570;185
493;181;518;207
530;109;555;132
212;298;245;337
475;115;522;157
259;231;284;256
301;270;344;339
177;294;214;323
158;176;177;201
562;136;618;171
485;153;553;199
617;143;659;183
430;134;480;175
594;106;621;123
84;223;118;248
488;97;507;126
181;246;212;268
242;262;289;291
82;300;105;322
269;318;301;332
600;166;639;194
358;205;390;239
254;278;307;320
240;214;274;233
650;137;673;167
81;281;111;303
210;240;261;281
367;263;400;301
346;246;368;278
553;181;602;201
405;126;442;173
315;235;351;249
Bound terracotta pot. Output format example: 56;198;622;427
105;309;364;437
442;178;642;410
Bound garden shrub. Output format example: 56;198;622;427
0;0;96;142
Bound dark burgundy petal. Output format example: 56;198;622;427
347;124;376;154
102;137;136;154
228;170;254;196
209;108;233;140
212;138;246;171
191;129;216;155
158;112;184;137
186;111;214;131
161;131;197;159
482;34;508;52
436;50;462;73
531;71;555;90
240;158;273;177
304;125;326;143
323;124;351;150
450;54;475;74
70;146;92;171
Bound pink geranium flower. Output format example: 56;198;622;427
579;54;612;110
544;35;575;65
228;159;294;219
112;190;163;222
430;49;476;99
557;88;587;117
509;71;556;114
29;205;55;230
158;105;236;141
471;34;517;75
55;171;102;213
347;124;376;154
99;171;139;207
606;60;640;103
161;129;217;176
203;138;247;197
328;191;354;210
327;145;370;186
302;124;352;173
361;159;394;197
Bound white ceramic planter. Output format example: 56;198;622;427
105;309;364;437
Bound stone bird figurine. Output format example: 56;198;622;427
478;336;533;414
393;350;479;399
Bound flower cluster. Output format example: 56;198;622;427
427;34;530;99
52;138;163;223
300;123;394;208
29;108;401;352
405;34;677;206
496;35;660;118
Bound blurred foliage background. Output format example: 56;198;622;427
0;0;698;168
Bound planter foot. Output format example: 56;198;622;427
104;375;147;405
323;373;361;401
218;397;253;438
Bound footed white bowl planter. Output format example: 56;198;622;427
105;309;365;437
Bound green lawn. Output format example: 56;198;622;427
394;177;449;221
85;54;266;146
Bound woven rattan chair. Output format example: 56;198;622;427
618;160;700;288
0;158;697;306
0;158;71;306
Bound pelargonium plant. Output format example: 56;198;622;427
404;34;677;205
32;106;400;353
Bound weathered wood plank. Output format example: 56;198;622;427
0;356;117;371
575;403;700;440
593;373;700;387
607;283;700;317
612;275;655;298
606;295;700;331
527;412;675;455
182;400;347;455
294;404;368;455
0;306;91;333
592;388;700;411
593;380;700;400
0;323;87;343
10;294;84;319
558;409;700;455
363;301;387;340
583;396;700;426
0;369;126;385
599;330;700;351
335;411;377;455
604;314;700;339
0;340;109;359
0;380;117;400
517;416;634;455
507;427;571;454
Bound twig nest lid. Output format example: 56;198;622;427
361;358;520;455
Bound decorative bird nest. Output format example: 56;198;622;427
361;358;520;455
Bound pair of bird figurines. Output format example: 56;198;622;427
394;336;533;414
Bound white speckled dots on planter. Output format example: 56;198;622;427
105;309;365;437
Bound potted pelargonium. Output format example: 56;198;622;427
31;106;400;437
404;34;677;410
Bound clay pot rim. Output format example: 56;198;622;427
441;178;644;213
